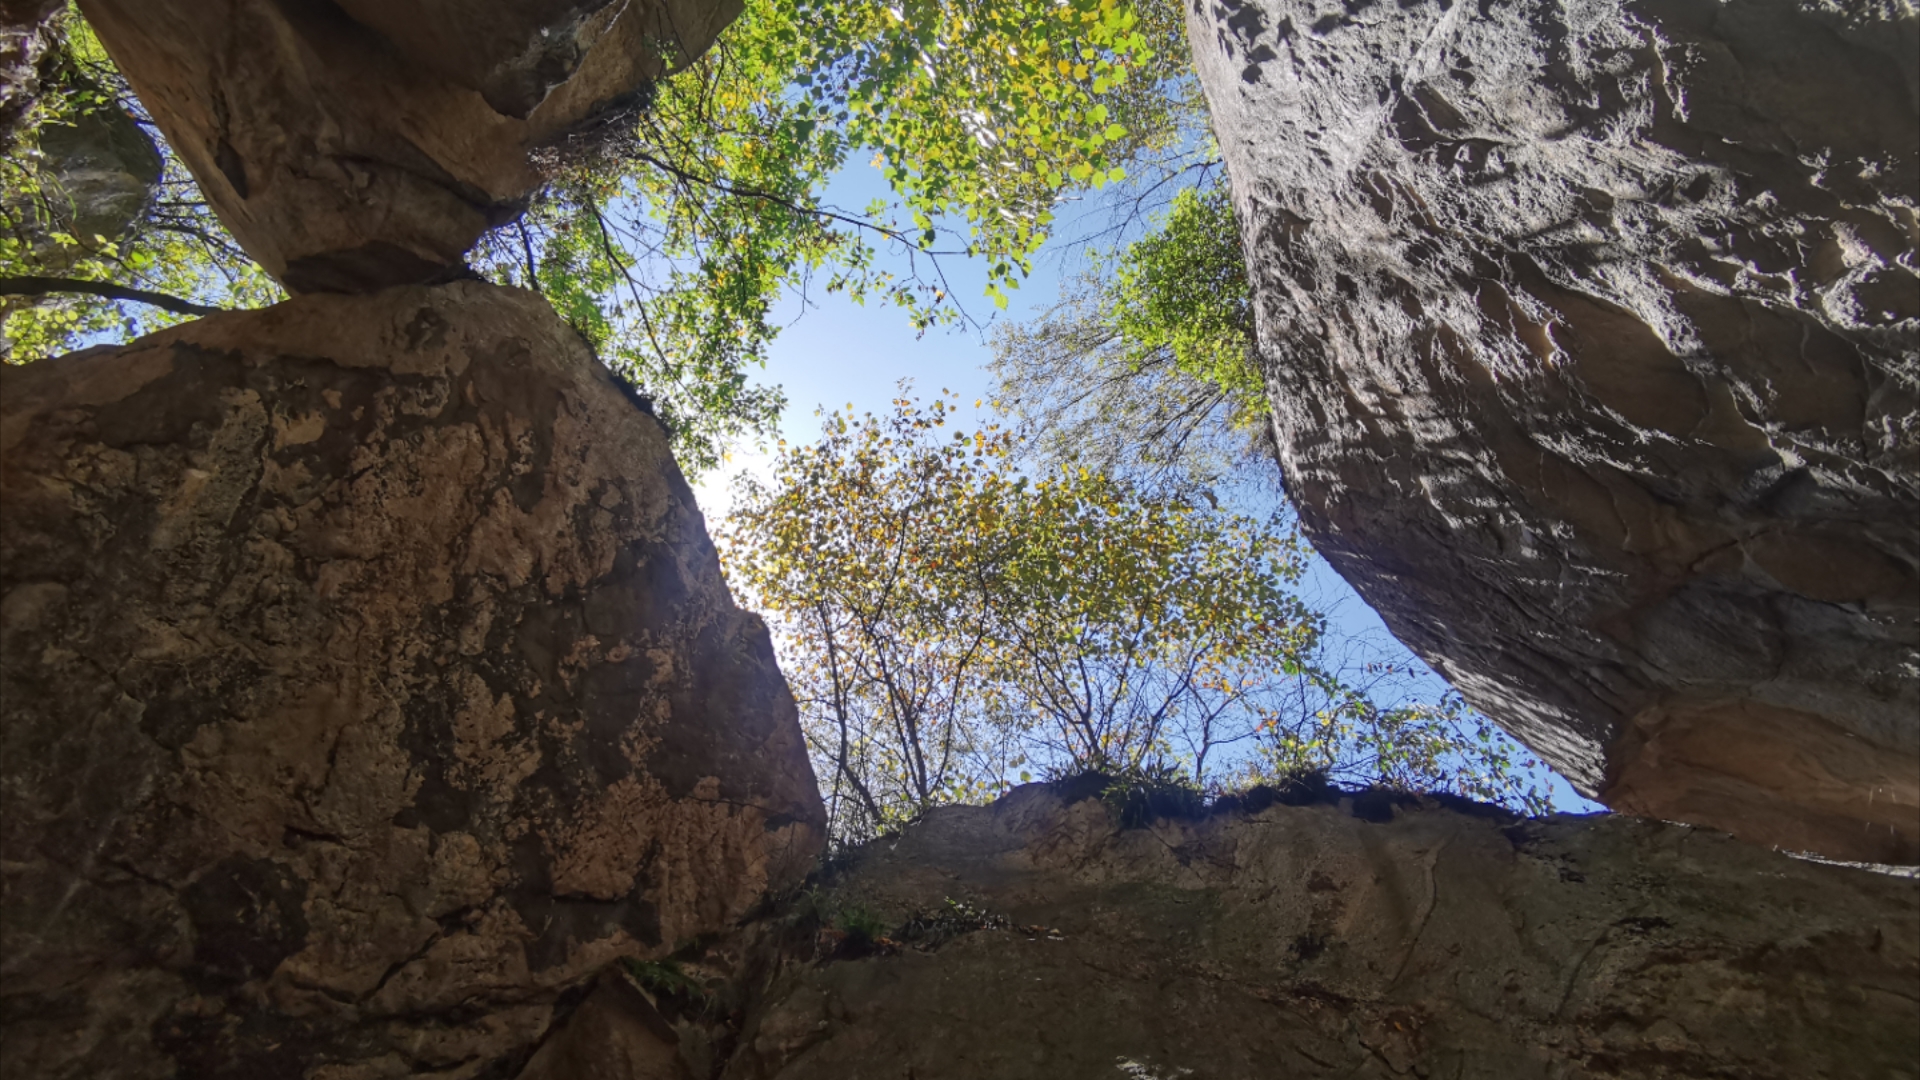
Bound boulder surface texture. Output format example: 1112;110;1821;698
707;785;1919;1079
1187;0;1920;863
72;0;742;293
0;282;824;1079
0;0;64;151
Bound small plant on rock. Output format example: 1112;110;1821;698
1096;763;1207;828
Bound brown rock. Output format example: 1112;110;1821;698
0;281;823;1079
72;0;742;293
723;785;1919;1079
1187;0;1919;861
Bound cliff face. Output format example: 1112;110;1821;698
608;786;1917;1080
72;0;741;292
1186;0;1920;862
0;283;823;1079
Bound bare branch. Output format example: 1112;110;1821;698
0;275;226;317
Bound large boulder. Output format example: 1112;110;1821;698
22;97;163;267
713;785;1918;1079
0;75;165;293
72;0;742;293
0;281;824;1079
1187;0;1919;862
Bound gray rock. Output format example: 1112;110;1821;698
0;0;64;152
13;95;164;270
1186;0;1919;862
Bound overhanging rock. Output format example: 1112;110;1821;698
1187;0;1919;862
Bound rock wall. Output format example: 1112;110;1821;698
1186;0;1920;862
630;785;1917;1079
0;282;824;1079
72;0;741;292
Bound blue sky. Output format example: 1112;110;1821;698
689;165;1605;815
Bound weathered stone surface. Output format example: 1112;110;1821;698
0;281;823;1079
0;0;63;151
71;0;742;293
719;784;1919;1080
1187;0;1920;861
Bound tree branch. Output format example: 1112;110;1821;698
625;147;980;327
582;194;669;365
0;275;225;317
516;219;541;293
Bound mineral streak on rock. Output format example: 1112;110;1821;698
720;785;1919;1079
0;282;824;1079
71;0;743;293
1186;0;1920;862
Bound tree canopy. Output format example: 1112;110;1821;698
4;0;1204;475
720;395;1550;844
465;0;1204;473
989;177;1266;496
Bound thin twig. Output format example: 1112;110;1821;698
582;192;669;364
625;147;979;326
516;219;541;292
